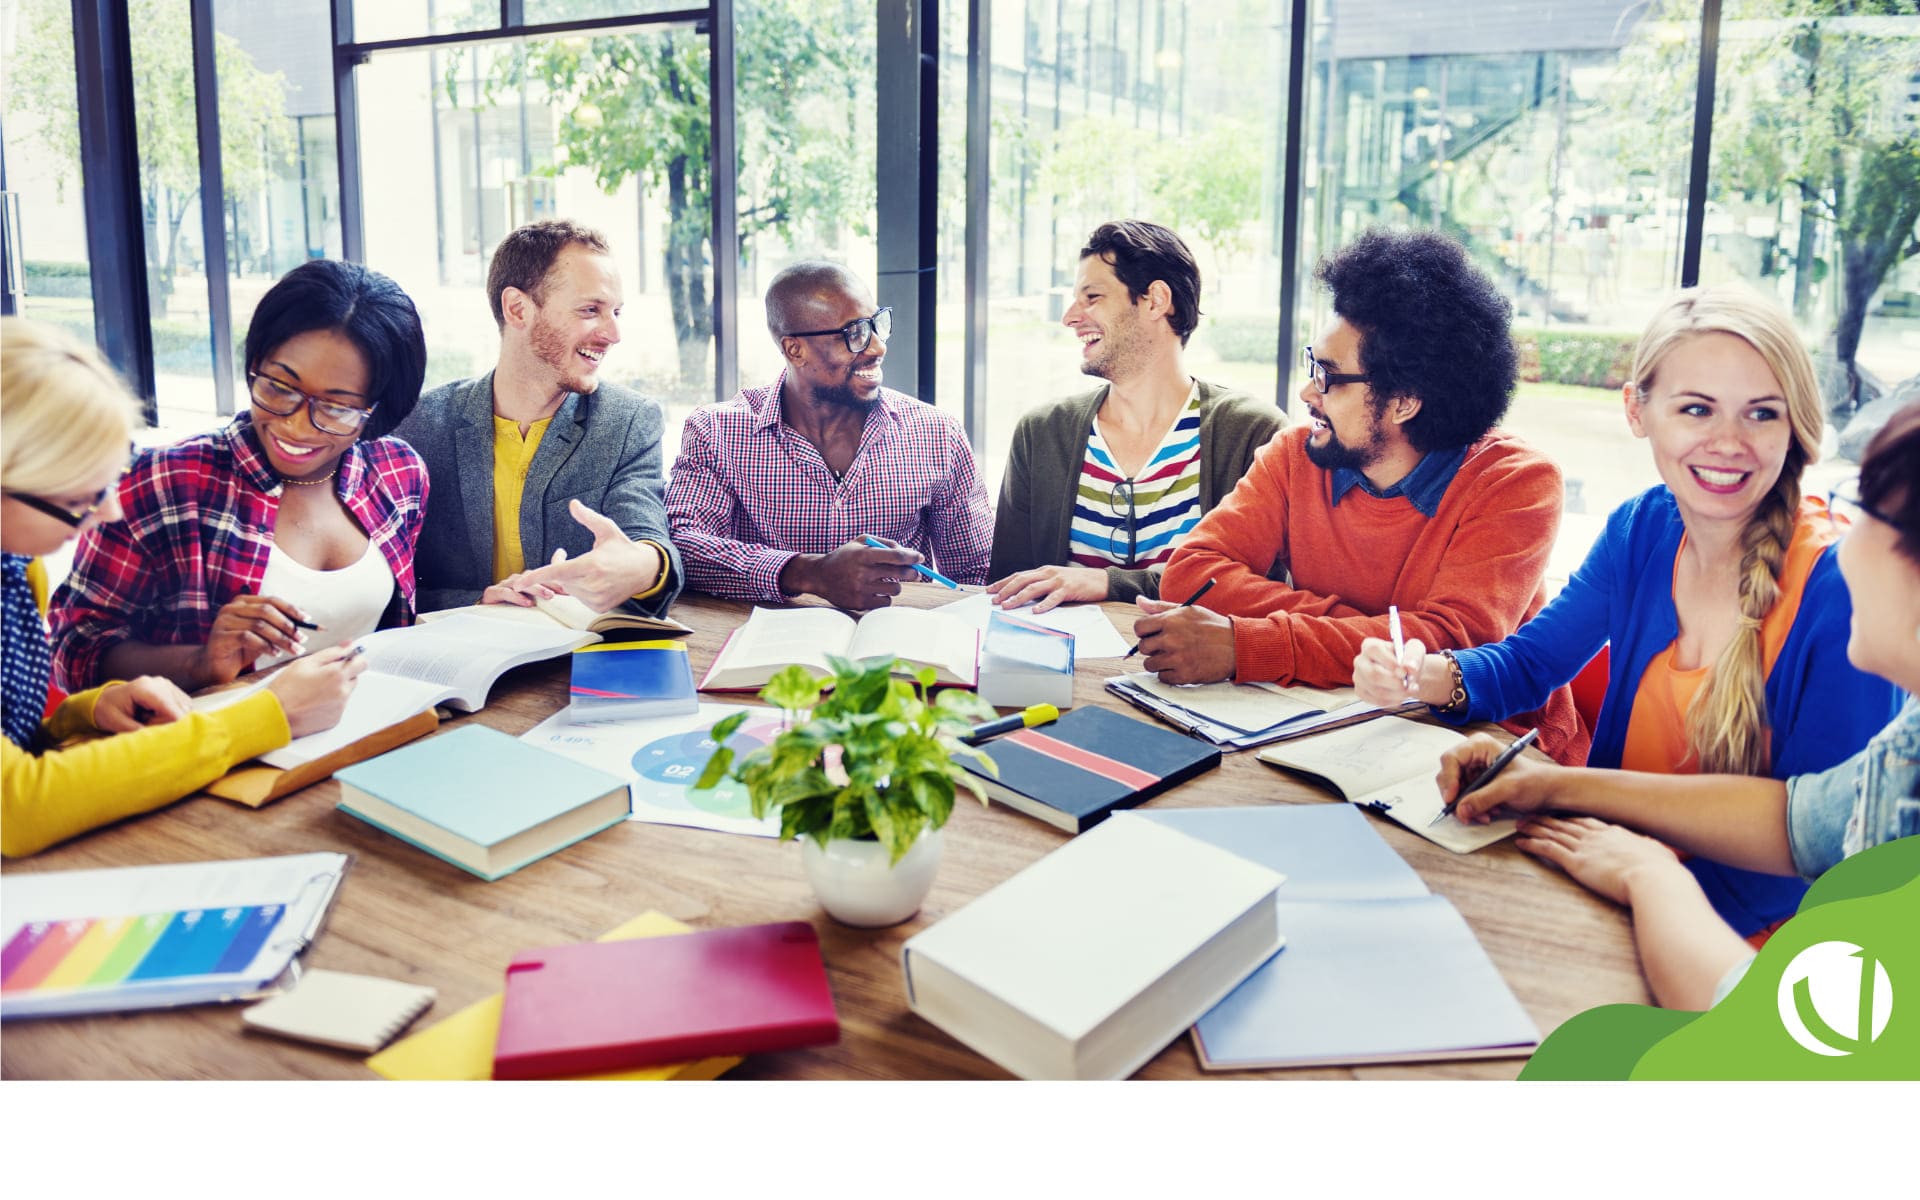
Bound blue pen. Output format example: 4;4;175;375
862;534;958;589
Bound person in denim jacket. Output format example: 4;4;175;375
1426;400;1920;1010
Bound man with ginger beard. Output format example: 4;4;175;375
665;262;991;609
396;218;681;617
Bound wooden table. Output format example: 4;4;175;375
1;587;1650;1079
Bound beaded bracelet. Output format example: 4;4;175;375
1438;650;1469;714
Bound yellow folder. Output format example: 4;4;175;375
365;910;741;1081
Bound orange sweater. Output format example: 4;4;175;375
1163;425;1587;762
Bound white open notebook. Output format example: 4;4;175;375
700;605;979;690
1256;717;1520;854
195;613;592;769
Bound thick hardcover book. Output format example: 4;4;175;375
335;726;630;881
491;921;839;1079
956;706;1221;833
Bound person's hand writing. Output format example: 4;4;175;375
93;676;193;732
987;565;1109;613
1515;815;1681;908
780;538;924;610
1435;732;1558;823
510;499;664;614
197;595;309;685
1132;596;1236;684
1354;635;1431;708
264;644;368;738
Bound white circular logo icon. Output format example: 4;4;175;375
1776;941;1893;1057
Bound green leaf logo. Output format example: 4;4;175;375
1775;941;1893;1057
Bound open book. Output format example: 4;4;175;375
1255;716;1519;854
700;606;979;691
1106;673;1420;748
418;592;691;639
195;613;593;794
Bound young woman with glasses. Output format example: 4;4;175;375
1;319;365;857
50;260;430;696
1353;285;1903;941
1428;403;1920;1009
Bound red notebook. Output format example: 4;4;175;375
490;921;840;1079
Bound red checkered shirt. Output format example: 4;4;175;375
49;415;429;690
665;372;993;601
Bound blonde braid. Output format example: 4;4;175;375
1686;474;1797;775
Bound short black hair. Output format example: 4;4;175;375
1314;228;1516;451
764;260;863;343
1079;220;1201;345
244;259;428;441
1861;400;1920;569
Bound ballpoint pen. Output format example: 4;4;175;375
1431;727;1539;826
1125;577;1217;657
862;534;958;589
1388;604;1411;691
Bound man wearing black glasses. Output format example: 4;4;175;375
397;219;682;618
666;261;992;610
1136;228;1580;759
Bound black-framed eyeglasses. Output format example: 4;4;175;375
1826;477;1886;536
247;371;375;437
782;307;893;355
1108;479;1139;565
3;452;130;527
1301;345;1371;395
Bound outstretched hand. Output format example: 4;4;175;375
508;499;664;613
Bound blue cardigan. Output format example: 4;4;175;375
1446;486;1906;936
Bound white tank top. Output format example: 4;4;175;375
253;541;395;670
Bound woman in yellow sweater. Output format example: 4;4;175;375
0;319;365;857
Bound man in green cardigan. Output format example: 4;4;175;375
987;220;1286;610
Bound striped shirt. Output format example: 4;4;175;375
1069;386;1204;569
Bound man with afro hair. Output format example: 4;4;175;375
1135;227;1584;763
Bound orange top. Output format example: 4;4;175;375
1620;507;1837;774
1162;425;1587;762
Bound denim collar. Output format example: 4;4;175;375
1329;443;1468;517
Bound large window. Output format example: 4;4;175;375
2;0;96;338
353;22;715;416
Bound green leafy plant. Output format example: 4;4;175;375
694;656;998;865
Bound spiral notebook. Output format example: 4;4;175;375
243;969;436;1053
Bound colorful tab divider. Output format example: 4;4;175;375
1;905;277;994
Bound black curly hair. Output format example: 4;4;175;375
1313;228;1517;452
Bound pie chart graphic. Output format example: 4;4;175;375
631;716;786;818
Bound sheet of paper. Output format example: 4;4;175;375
1353;772;1519;855
934;592;1131;658
1118;672;1321;733
259;672;449;769
1259;716;1466;799
520;704;782;839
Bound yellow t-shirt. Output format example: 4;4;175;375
491;415;553;581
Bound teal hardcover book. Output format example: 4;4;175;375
568;641;698;724
335;726;631;881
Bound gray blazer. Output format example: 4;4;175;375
395;371;683;616
988;380;1286;602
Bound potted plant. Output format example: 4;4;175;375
695;655;998;928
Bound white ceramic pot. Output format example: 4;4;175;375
800;826;944;928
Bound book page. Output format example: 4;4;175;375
1257;716;1464;800
933;592;1130;658
1121;672;1322;733
848;607;977;683
356;614;592;709
717;607;856;675
1351;772;1519;855
259;672;451;770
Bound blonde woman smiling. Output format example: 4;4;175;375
0;319;362;857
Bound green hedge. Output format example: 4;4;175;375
1517;330;1635;390
24;260;89;278
1206;311;1280;363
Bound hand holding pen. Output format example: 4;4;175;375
1432;728;1543;825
